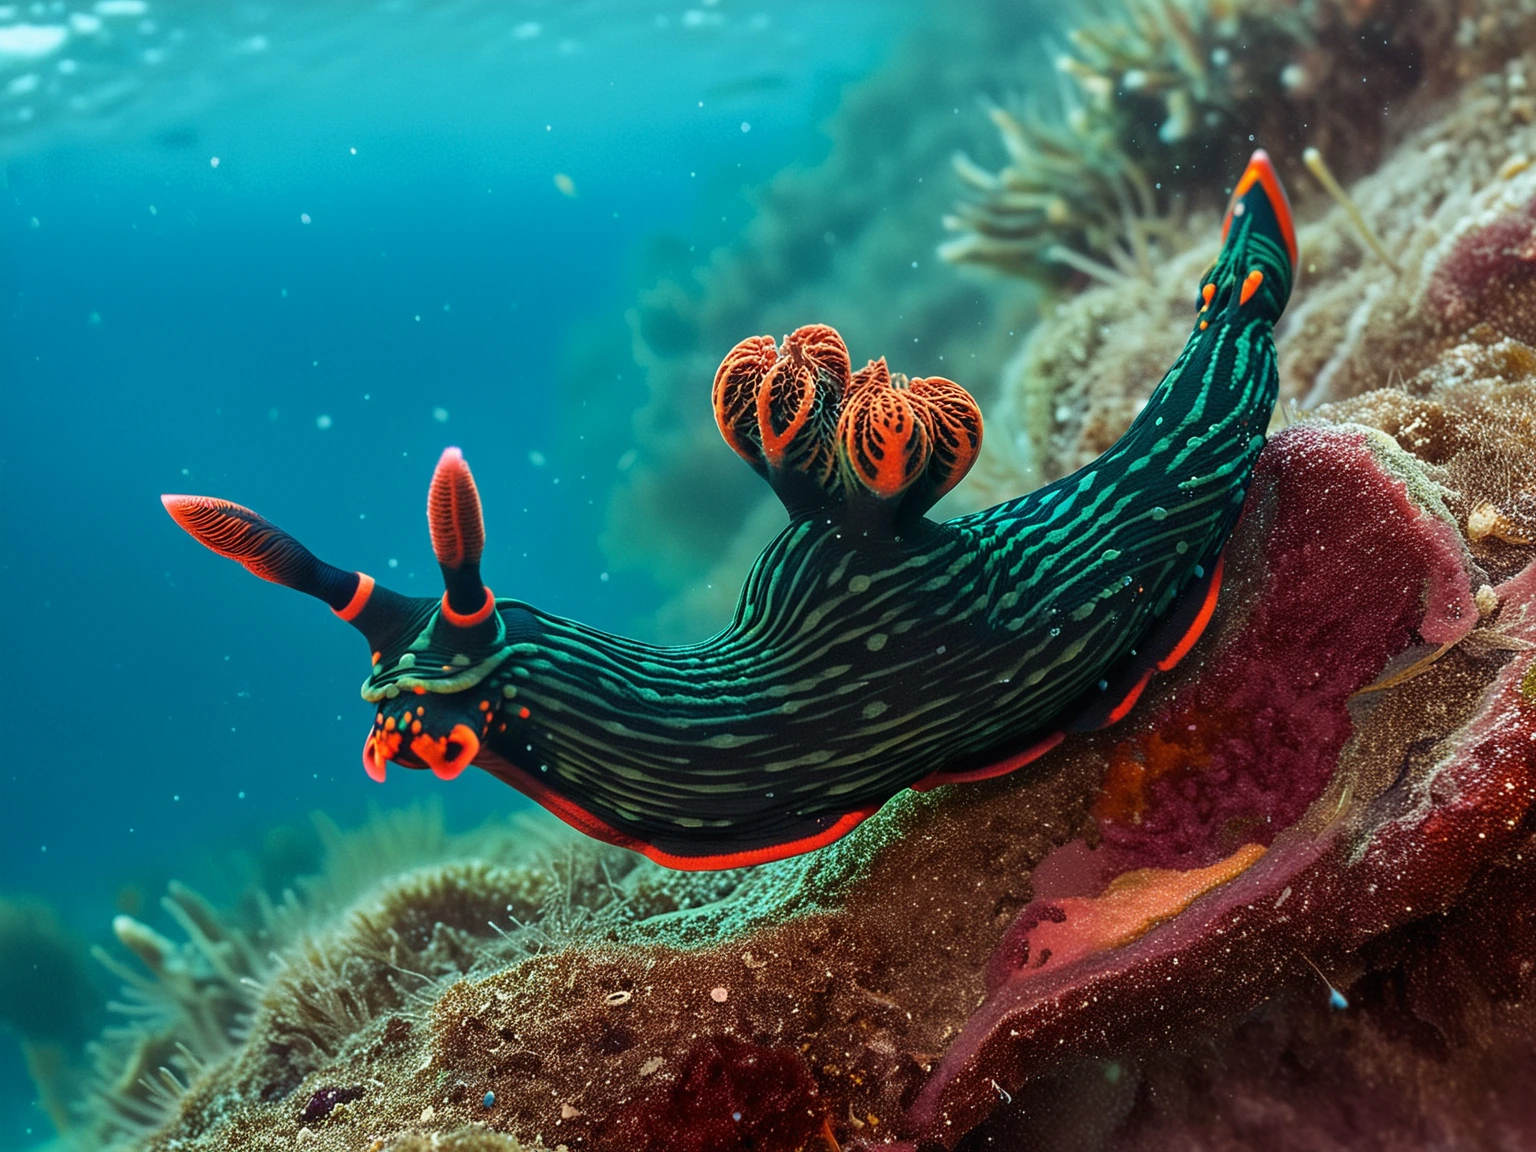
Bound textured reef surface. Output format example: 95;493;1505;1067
69;6;1536;1152
90;411;1536;1151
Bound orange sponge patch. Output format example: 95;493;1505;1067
1003;842;1267;979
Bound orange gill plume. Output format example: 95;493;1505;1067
711;326;984;516
837;377;932;499
906;374;984;505
755;323;850;487
712;333;777;472
838;361;983;510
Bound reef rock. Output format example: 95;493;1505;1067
970;46;1536;500
91;415;1536;1152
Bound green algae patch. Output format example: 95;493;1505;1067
1350;423;1463;533
616;787;949;950
383;1128;527;1151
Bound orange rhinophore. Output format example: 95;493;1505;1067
161;495;315;589
427;447;485;571
427;446;497;624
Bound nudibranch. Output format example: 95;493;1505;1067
162;151;1295;871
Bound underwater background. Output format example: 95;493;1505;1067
0;1;1036;1145
7;1;1536;1150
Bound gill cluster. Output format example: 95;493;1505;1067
712;324;984;522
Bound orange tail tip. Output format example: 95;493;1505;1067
427;447;485;571
1222;149;1298;270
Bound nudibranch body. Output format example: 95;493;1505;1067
163;152;1295;870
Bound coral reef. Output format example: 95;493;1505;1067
81;806;574;1143
84;15;1536;1152
0;896;104;1135
0;897;102;1049
970;47;1536;496
87;424;1536;1150
942;0;1536;287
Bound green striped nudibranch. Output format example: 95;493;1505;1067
163;151;1297;871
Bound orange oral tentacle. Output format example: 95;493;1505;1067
410;724;481;781
362;731;391;782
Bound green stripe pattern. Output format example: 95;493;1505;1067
453;188;1292;858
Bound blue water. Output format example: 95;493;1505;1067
0;0;1059;1144
0;1;928;1142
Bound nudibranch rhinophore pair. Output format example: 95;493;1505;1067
163;151;1296;871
